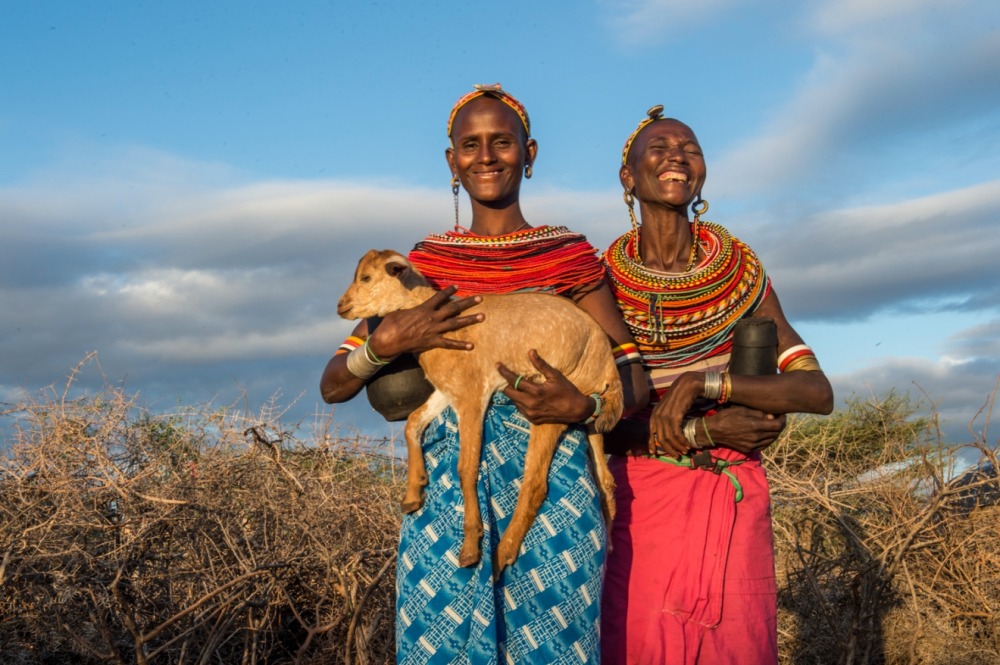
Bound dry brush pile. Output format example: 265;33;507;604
767;390;1000;665
0;373;404;664
2;369;999;664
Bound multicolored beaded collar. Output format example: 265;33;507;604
603;222;771;367
447;83;531;139
409;225;603;297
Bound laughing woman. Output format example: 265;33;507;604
320;85;646;663
600;106;834;664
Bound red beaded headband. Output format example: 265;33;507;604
621;104;666;165
447;83;531;139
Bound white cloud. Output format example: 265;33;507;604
3;142;999;444
756;179;1000;320
808;0;977;36
604;0;743;41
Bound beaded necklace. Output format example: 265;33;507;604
409;225;605;297
603;222;770;368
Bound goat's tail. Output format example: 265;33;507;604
594;362;625;433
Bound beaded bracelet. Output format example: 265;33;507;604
363;339;394;366
701;417;716;448
583;392;603;426
612;342;643;367
778;344;820;373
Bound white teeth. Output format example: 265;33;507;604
659;172;687;182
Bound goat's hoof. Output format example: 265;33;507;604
400;494;424;514
495;538;520;571
458;544;481;568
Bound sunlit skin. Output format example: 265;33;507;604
606;119;834;457
446;96;536;235
321;96;648;424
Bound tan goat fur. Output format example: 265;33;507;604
338;249;623;572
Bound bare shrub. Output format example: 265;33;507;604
768;390;1000;664
4;359;999;664
0;359;403;664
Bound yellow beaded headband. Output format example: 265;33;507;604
621;104;666;165
447;83;531;140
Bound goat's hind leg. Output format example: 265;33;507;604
454;403;487;568
494;423;566;576
587;430;616;529
400;395;445;513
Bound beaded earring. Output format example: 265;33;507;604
624;187;642;261
451;175;461;231
524;164;532;179
624;189;638;233
687;196;709;271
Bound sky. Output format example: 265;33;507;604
2;0;999;449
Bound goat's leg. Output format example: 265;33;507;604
494;422;566;575
454;405;486;568
587;429;617;529
400;400;439;514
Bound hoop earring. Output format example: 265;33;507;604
451;175;461;231
524;164;532;179
687;196;709;271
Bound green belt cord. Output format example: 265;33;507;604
653;451;747;502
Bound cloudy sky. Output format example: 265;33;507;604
2;0;999;447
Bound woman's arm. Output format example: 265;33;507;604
320;286;484;404
574;283;651;418
649;290;834;454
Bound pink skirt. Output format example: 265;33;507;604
601;450;778;664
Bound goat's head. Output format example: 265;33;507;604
337;249;431;319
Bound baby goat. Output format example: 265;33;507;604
338;249;622;573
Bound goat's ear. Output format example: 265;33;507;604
383;255;410;280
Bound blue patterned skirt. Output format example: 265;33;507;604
396;392;607;664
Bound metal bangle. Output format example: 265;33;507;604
683;418;700;448
346;344;381;380
703;371;723;400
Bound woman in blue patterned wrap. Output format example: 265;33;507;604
320;84;647;662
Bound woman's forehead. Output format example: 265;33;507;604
640;119;699;144
450;97;526;137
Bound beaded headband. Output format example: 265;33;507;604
447;83;531;140
621;104;666;165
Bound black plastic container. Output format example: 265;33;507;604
729;318;778;376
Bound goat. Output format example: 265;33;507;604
338;249;622;573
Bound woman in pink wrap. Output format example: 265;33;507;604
600;106;834;664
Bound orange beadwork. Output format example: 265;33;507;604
409;225;604;297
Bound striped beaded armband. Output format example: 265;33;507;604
335;335;364;356
778;344;821;373
612;342;643;367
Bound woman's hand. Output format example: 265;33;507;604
704;406;786;454
367;286;484;358
497;350;594;425
648;371;706;455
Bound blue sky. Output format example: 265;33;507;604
2;0;999;446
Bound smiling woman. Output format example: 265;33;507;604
600;106;835;664
319;84;648;663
